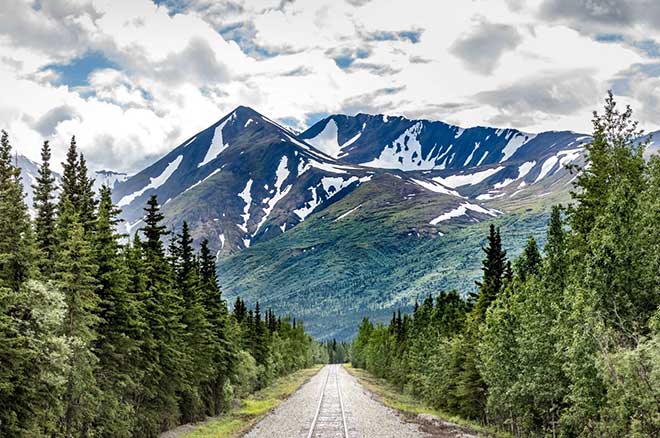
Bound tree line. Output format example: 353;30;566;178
0;134;324;438
351;93;660;437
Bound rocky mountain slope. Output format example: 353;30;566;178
105;106;590;338
16;106;592;338
111;107;504;258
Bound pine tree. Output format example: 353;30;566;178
92;186;143;437
544;205;566;292
137;195;185;435
0;130;35;291
515;236;542;282
60;136;79;211
54;217;101;437
171;221;213;423
473;224;507;320
77;153;97;233
33;140;57;275
199;239;237;415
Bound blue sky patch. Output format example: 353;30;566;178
45;51;119;88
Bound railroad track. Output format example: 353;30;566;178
307;365;349;438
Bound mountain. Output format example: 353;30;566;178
15;106;593;338
301;114;589;203
111;106;496;258
93;169;128;192
106;107;592;338
17;154;123;216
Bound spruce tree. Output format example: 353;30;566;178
473;225;507;320
0;130;35;291
33;140;57;275
199;239;237;415
60;136;79;211
171;221;212;423
77;153;97;233
54;215;101;437
92;186;143;437
515;236;542;282
137;195;185;435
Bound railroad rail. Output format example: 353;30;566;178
307;365;349;438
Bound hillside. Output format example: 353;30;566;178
21;106;589;338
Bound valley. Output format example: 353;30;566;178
17;105;591;338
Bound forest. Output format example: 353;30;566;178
351;93;660;437
0;133;325;437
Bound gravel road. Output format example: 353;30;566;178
244;364;435;438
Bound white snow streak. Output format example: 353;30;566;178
500;133;536;162
333;204;362;222
535;156;559;183
429;202;498;225
184;168;221;193
363;122;435;170
464;142;480;166
433;166;504;188
198;119;230;168
255;156;292;233
411;178;462;197
118;155;183;207
238;179;253;233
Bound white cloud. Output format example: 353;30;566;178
0;0;657;173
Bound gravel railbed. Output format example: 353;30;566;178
245;365;433;438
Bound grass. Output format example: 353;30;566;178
185;365;322;438
343;364;506;437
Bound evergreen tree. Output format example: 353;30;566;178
60;136;79;211
77;153;97;233
32;140;57;275
54;216;101;437
514;236;542;282
473;225;507;321
199;239;237;415
0;131;35;291
92;186;143;437
171;221;212;423
137;195;185;435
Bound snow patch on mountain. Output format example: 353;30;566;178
464;142;480;166
411;178;462;197
238;179;253;233
198;119;229;168
309;119;342;158
433;166;504;188
294;175;363;220
429;202;498;225
118;155;183;207
333;204;362;222
493;160;537;189
558;148;582;166
255;156;292;233
363;122;431;170
500;133;535;162
184;168;221;194
535;155;559;183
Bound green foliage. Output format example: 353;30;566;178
0;136;322;438
351;92;660;437
32;140;57;276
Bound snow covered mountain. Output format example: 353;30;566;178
14;105;598;338
112;106;491;257
110;106;596;261
301;113;590;206
93;169;128;192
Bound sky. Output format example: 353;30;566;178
2;0;660;173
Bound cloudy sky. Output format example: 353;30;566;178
2;0;660;172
